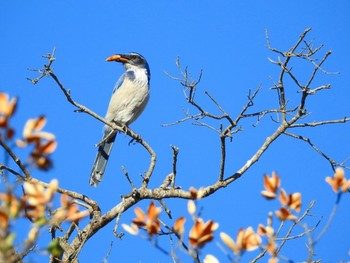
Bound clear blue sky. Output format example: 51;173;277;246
1;1;350;262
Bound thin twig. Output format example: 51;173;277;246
219;125;226;181
314;193;342;244
283;132;345;171
0;138;101;213
122;166;135;189
0;139;30;178
113;213;124;239
158;199;172;219
289;117;350;128
171;145;179;188
102;241;114;263
276;200;316;253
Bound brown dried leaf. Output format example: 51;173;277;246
173;216;186;235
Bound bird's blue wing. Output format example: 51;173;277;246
112;73;126;94
112;71;136;94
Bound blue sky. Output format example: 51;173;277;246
1;1;350;262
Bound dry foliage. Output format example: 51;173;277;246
0;28;349;263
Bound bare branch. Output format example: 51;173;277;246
0;138;30;179
158;199;172;219
121;166;136;189
15;28;348;262
276;200;316;253
304;50;332;90
290;117;350;128
283;132;349;171
219;125;226;182
171;145;179;188
314;193;342;244
102;241;114;263
0;137;100;213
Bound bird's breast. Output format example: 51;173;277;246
105;72;150;126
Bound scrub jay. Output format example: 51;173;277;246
89;53;150;187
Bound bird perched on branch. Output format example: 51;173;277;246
89;53;150;187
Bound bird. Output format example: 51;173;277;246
89;52;150;187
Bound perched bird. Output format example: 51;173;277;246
89;53;150;187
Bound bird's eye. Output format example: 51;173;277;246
131;54;138;60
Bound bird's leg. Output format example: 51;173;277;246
128;134;142;146
110;120;128;134
119;123;128;134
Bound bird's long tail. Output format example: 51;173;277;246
89;133;117;187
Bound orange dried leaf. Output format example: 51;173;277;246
266;240;277;256
275;207;296;221
16;139;27;148
189;218;217;248
279;189;302;212
132;202;162;237
66;204;79;215
22;116;56;144
189;187;198;199
202;220;218;237
268;257;279;263
133;207;146;225
32;116;47;131
0;117;6;127
40;140;58;155
147;222;160;236
6;127;15;140
0;93;17;117
261;190;277;199
173;217;186;235
195;234;214;248
147;201;161;221
262;172;280;199
289;192;301;212
60;194;68;207
66;209;89;223
223;227;261;255
326;168;350;193
279;188;288;205
244;227;262;251
0;193;21;218
0;211;9;230
35;156;53;171
258;224;274;237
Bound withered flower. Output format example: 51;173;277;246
279;189;301;212
16;116;57;170
189;218;218;248
132;202;162;237
22;179;58;223
326;168;350;193
220;227;261;255
51;194;89;226
0;93;17;140
261;172;281;199
173;216;186;235
275;207;296;221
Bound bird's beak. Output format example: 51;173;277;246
106;54;129;63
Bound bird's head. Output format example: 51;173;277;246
106;52;150;74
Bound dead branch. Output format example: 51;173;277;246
3;27;346;261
